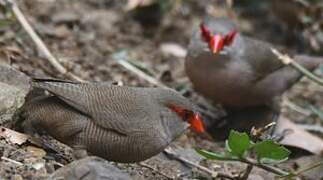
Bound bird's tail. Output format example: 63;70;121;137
32;78;79;85
31;78;81;92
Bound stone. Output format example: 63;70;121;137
50;156;132;180
0;65;30;125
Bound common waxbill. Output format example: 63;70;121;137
21;79;204;163
185;17;322;110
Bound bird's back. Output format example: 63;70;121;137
21;95;170;163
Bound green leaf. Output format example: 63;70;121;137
226;130;252;157
195;149;237;161
254;140;290;164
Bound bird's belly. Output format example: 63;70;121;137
82;122;166;163
188;70;265;107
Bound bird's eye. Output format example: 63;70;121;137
182;110;193;121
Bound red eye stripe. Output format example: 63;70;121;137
166;103;205;133
223;30;237;46
199;23;236;54
200;22;212;42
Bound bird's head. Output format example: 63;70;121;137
154;88;205;134
166;103;204;133
199;22;237;54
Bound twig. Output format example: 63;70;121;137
116;56;168;88
239;164;253;180
279;161;323;179
250;122;277;141
51;161;64;167
240;158;289;176
4;0;84;82
297;124;323;134
292;161;323;177
199;155;289;177
164;148;236;180
282;97;312;116
271;48;323;86
112;51;218;119
139;162;176;180
1;156;23;166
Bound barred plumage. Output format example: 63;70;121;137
22;79;197;163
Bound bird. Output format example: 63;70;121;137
185;17;322;134
186;17;322;109
21;78;204;163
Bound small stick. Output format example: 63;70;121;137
282;97;312;116
113;51;218;118
1;156;23;166
116;58;168;88
297;124;323;134
51;161;64;167
271;48;323;86
292;161;323;177
139;162;176;179
240;158;289;176
239;164;253;180
4;0;84;82
278;161;323;179
164;148;236;180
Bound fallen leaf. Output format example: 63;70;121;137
26;146;46;158
0;126;29;145
160;43;187;58
275;117;323;155
53;25;71;39
31;162;45;170
125;0;154;11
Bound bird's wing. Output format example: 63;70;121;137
32;79;155;135
243;37;284;78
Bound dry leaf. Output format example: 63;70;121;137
125;0;154;11
275;117;323;155
160;43;187;58
0;126;29;145
26;146;46;158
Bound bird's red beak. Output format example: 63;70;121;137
209;34;224;54
188;113;205;133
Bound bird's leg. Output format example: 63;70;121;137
72;145;88;160
266;97;282;138
204;106;274;140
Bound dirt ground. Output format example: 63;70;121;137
0;0;322;179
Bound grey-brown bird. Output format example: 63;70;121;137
185;17;322;110
21;79;204;163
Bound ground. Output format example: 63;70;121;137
0;0;322;179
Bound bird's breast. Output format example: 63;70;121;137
82;121;168;163
186;55;264;107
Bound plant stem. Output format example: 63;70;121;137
240;158;289;176
271;48;323;86
293;161;323;177
239;164;253;180
164;148;236;180
290;60;323;86
4;0;84;82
